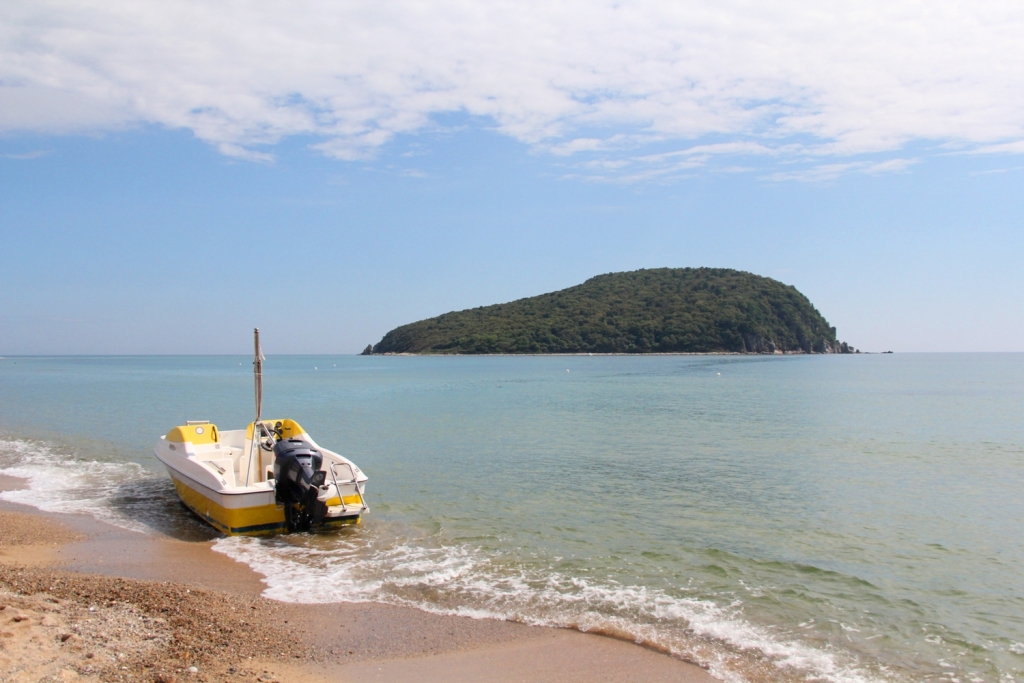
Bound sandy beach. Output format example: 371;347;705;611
0;475;715;683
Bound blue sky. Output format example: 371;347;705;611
2;0;1023;353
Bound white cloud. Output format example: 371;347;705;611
562;140;797;183
969;165;1024;175
863;158;918;174
1;0;1022;178
764;158;918;182
216;143;274;163
2;149;49;159
969;140;1024;155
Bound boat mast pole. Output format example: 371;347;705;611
254;327;263;425
246;327;263;487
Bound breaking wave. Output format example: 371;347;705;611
214;532;892;683
0;435;214;539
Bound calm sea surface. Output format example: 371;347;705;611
1;354;1022;683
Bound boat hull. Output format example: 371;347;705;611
164;465;361;537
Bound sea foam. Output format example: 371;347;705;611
0;437;150;529
213;533;890;683
0;435;201;538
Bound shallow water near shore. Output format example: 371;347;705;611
1;353;1022;683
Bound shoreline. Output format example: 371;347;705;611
0;476;716;682
372;350;864;356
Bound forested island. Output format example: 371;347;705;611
369;268;857;355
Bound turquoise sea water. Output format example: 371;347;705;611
1;354;1022;683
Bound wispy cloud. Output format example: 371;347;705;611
216;143;274;163
1;0;1022;178
764;158;918;183
566;141;797;183
635;142;782;164
713;166;757;174
2;150;49;160
864;158;918;175
539;134;652;157
968;140;1024;155
969;166;1024;176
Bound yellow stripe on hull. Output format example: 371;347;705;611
326;494;367;507
171;477;360;536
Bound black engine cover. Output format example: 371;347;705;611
272;438;327;531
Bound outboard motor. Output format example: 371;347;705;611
273;438;328;532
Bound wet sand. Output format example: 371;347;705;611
0;475;717;682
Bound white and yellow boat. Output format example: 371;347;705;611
154;330;368;536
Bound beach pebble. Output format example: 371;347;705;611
188;665;199;674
